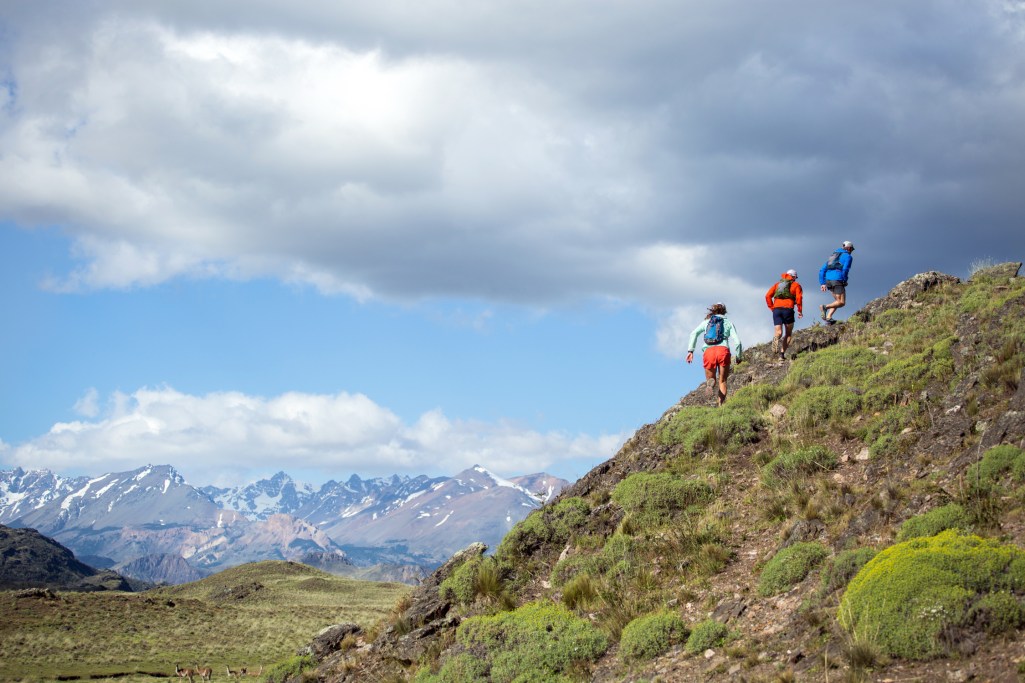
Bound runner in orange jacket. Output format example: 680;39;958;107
765;269;803;361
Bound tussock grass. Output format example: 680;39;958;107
0;561;409;682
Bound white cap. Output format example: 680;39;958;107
842;240;855;250
786;269;798;277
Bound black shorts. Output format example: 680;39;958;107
772;308;796;326
826;280;846;295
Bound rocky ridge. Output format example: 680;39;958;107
304;263;1025;682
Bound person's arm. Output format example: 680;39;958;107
765;283;776;309
794;282;804;316
840;253;852;284
686;322;705;364
727;319;742;361
818;262;828;289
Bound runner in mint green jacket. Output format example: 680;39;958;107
686;303;743;406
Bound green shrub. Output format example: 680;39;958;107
263;654;314;683
863;338;955;409
561;573;599;610
457;602;608;682
758;542;829;597
611;472;714;528
784;346;884;389
819;547;878;595
966;445;1025;485
967;591;1025;635
497;497;591;559
684;619;730;654
727;383;787;412
761;446;839;487
839;530;1025;659
619;610;688;661
787;386;862;428
414;653;490;683
896;504;972;542
658;405;765;455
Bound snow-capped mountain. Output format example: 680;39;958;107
0;464;570;580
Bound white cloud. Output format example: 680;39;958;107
6;387;626;484
72;388;101;418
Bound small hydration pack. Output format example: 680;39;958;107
704;315;725;345
825;250;844;271
774;278;794;300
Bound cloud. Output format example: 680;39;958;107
72;388;101;418
5;387;626;484
3;2;1025;315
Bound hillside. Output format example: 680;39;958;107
0;524;132;592
300;262;1025;682
0;560;409;682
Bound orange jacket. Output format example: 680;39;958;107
766;274;803;313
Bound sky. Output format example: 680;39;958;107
2;1;1024;487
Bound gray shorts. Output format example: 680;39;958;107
826;280;846;295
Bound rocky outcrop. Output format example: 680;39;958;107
0;524;133;592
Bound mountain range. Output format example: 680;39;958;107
0;465;568;584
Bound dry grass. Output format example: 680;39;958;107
0;561;409;682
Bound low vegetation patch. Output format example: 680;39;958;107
819;547;879;596
611;472;714;528
658;404;765;455
896;503;973;542
758;542;829;596
497;497;591;560
619;609;688;662
453;602;608;682
839;530;1025;659
761;446;839;487
684;618;730;654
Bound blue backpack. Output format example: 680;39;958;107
704;315;725;344
825;250;844;271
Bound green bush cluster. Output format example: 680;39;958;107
497;497;591;559
657;405;765;455
550;533;634;588
966;444;1025;487
819;547;878;595
839;530;1025;659
787;386;862;428
761;446;839;487
896;504;972;542
619;610;688;661
758;542;829;597
684;619;730;654
415;654;490;683
611;472;714;528
439;555;509;607
862;338;955;409
455;602;608;682
784;346;883;389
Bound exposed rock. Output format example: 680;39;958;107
853;271;962;323
300;623;363;661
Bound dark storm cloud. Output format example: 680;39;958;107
1;0;1023;315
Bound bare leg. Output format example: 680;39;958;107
781;323;794;354
717;364;730;406
825;292;846;319
772;324;782;354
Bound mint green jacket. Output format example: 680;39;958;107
687;316;743;360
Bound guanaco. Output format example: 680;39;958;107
175;664;196;682
244;665;262;677
195;666;213;681
226;666;242;679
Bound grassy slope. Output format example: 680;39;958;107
395;264;1025;682
0;560;409;682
